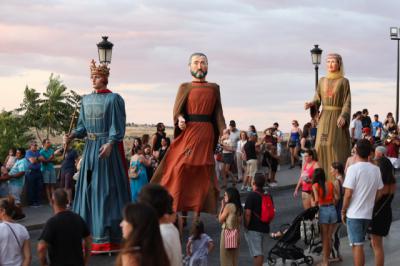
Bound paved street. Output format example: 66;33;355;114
26;178;400;266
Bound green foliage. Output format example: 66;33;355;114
72;140;85;155
17;86;43;141
41;74;71;138
0;110;35;161
17;74;81;141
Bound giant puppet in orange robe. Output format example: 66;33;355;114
152;53;226;214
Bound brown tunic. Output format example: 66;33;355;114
152;81;225;214
311;77;351;180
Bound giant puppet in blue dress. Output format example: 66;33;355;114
68;60;130;253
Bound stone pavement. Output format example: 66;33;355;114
15;164;400;265
19;164;302;230
266;219;400;266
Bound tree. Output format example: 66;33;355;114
0;110;34;160
17;74;82;141
65;89;82;132
17;86;43;142
41;74;71;138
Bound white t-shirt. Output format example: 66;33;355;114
229;129;240;149
350;119;363;139
160;223;182;266
0;222;30;266
236;140;247;154
222;138;233;154
343;162;384;219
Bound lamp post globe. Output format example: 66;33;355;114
310;44;323;90
97;36;114;65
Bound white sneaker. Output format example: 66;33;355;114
240;185;245;191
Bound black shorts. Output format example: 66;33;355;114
222;153;234;164
269;160;278;172
61;170;75;189
288;140;298;148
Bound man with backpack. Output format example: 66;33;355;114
244;174;275;266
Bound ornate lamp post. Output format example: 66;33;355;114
97;36;114;65
390;27;400;123
310;44;323;90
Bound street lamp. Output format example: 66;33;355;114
310;44;323;90
97;36;114;65
390;27;400;123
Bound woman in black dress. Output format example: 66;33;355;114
368;147;396;266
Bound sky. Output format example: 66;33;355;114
1;0;400;132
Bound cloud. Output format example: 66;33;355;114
1;0;400;132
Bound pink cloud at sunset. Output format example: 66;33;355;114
1;0;400;132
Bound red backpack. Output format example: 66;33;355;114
254;191;275;223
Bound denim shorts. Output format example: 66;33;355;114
244;230;268;257
319;205;337;224
347;218;370;246
42;169;57;184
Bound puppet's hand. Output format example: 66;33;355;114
178;115;186;131
304;102;314;110
99;143;113;158
337;116;346;128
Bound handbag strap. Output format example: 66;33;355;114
5;223;22;249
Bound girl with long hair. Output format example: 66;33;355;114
186;220;214;266
293;149;320;209
300;123;312;166
312;168;338;266
116;203;170;266
129;146;149;202
287;120;302;169
330;162;345;262
218;187;243;266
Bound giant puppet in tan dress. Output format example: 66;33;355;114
152;53;225;214
305;53;351;179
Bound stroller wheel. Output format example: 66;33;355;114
267;257;276;266
305;256;314;265
290;262;299;266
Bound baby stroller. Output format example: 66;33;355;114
267;206;320;266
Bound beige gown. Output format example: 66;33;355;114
311;77;351;180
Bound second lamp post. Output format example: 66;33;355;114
310;44;323;90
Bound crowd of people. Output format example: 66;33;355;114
0;109;399;266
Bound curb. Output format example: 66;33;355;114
26;223;46;231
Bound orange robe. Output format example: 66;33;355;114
152;81;225;214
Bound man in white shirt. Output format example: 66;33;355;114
138;184;183;266
229;120;240;151
229;120;240;176
273;122;283;171
350;111;363;146
342;139;383;266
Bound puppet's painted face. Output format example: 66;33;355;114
92;74;107;89
189;55;208;79
326;57;339;73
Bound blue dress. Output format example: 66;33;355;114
72;91;130;253
129;160;148;202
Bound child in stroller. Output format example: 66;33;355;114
267;206;320;266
